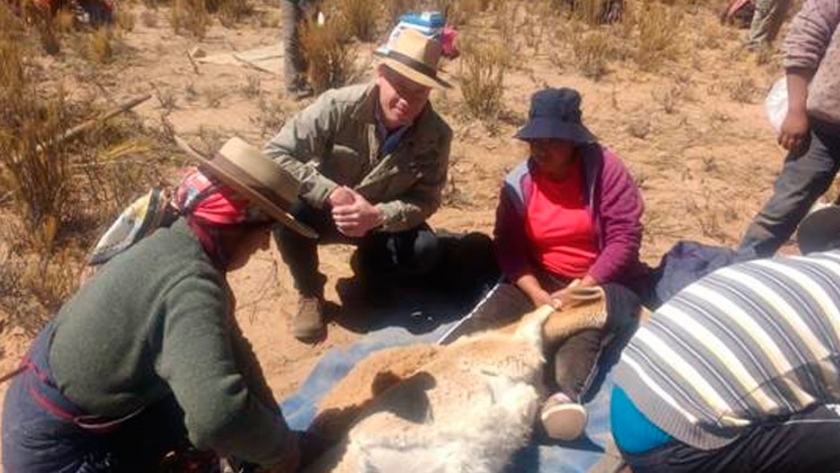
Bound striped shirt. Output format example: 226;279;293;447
614;251;840;450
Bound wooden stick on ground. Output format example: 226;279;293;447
36;93;152;153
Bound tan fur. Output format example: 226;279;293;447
542;287;608;346
310;344;442;443
304;306;553;473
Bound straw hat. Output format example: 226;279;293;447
174;136;317;239
375;28;451;89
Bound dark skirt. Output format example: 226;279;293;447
1;322;191;473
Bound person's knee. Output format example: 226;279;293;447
410;231;441;275
552;329;602;396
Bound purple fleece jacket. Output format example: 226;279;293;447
494;144;645;287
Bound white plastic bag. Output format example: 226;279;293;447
764;76;788;133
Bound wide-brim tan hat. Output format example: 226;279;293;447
174;136;317;239
375;28;452;89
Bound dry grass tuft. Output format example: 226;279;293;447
726;77;757;103
652;84;685;114
209;0;253;27
331;0;378;42
0;35;75;251
0;14;173;328
383;0;421;27
53;8;76;33
300;13;356;93
242;75;261;98
115;9;136;31
459;37;510;121
570;0;604;25
753;43;776;66
86;27;114;63
440;0;494;27
154;85;178;111
171;0;211;39
252;98;289;138
636;1;682;71
573;31;610;80
627;117;651;139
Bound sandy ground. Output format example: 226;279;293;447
0;0;815;467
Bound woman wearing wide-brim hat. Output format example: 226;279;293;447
2;137;322;472
443;87;650;441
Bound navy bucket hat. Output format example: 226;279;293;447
515;88;596;144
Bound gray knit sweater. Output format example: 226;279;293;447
785;0;840;124
614;251;840;450
49;219;297;467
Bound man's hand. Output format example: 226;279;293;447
779;109;810;152
327;186;356;208
330;187;383;237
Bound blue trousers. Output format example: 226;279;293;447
739;118;840;258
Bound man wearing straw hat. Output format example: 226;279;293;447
265;27;453;342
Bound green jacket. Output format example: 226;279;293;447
49;219;297;468
264;82;452;232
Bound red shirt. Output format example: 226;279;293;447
525;160;598;278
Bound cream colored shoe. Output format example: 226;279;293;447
540;392;588;441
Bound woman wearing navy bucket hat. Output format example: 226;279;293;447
444;88;650;441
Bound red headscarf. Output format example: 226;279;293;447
175;167;269;267
175;167;268;225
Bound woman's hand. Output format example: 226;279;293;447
516;274;561;309
548;276;598;307
529;288;562;309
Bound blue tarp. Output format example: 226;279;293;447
280;302;623;473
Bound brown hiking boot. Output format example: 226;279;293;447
293;296;326;342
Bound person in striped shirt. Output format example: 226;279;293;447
611;233;840;471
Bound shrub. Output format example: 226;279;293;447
171;0;211;39
213;0;252;27
727;77;756;103
636;1;681;71
573;31;610;80
300;14;355;93
459;38;509;121
0;34;74;251
86;27;114;63
332;0;377;42
383;0;420;27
